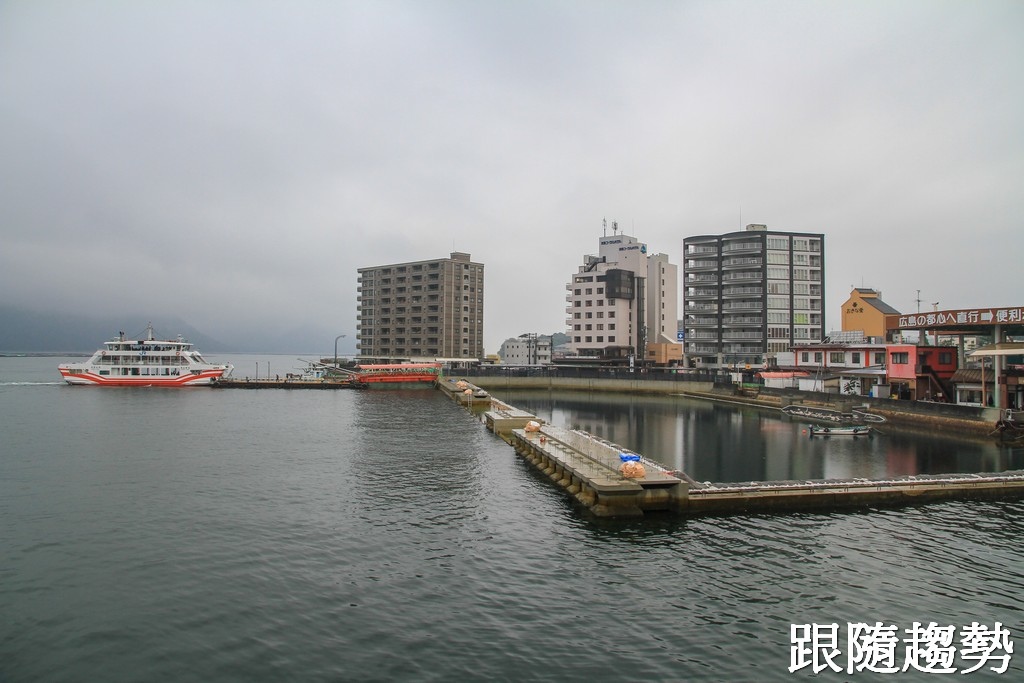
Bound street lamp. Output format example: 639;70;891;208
334;334;347;368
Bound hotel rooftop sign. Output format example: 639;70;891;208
887;306;1024;330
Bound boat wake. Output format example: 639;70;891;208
0;381;63;386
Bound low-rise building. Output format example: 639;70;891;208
498;334;552;365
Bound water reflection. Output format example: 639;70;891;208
495;390;1024;483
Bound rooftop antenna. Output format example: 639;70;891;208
916;289;922;313
603;218;607;236
932;301;940;311
612;220;619;235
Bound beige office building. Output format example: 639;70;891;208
357;252;484;360
566;231;679;363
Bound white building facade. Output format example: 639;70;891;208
498;335;552;365
565;231;679;362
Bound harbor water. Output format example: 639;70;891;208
2;355;1023;682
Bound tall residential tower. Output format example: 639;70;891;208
683;224;824;369
357;252;484;360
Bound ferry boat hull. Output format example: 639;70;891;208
58;324;233;387
58;368;228;387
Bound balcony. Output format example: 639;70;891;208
722;316;763;326
687;344;720;354
687;288;719;299
722;257;763;269
720;239;761;252
685;259;718;271
687;316;718;327
722;286;762;298
721;272;761;282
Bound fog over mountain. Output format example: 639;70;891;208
0;305;338;354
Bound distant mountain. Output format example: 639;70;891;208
0;306;229;354
0;305;351;354
549;332;570;347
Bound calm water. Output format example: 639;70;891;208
2;355;1023;682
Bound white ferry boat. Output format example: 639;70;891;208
58;324;233;387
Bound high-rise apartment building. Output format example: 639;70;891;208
683;224;825;369
565;231;679;362
356;252;484;360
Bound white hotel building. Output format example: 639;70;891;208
566;231;679;362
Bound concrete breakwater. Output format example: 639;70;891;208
440;375;1024;518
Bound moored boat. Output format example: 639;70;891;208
354;362;442;386
58;324;233;387
808;425;872;437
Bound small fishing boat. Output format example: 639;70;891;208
808;425;872;437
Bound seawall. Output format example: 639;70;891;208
464;375;1000;440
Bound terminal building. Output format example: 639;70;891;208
683;224;825;370
356;252;484;360
565;228;679;365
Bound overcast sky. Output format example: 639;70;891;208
2;0;1022;354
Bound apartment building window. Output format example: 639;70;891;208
801;352;809;362
814;352;823;363
875;352;886;365
829;352;844;363
939;352;953;364
852;352;861;364
891;352;909;364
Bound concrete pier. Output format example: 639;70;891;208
509;425;688;517
211;378;365;389
684;473;1024;514
441;376;1024;518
